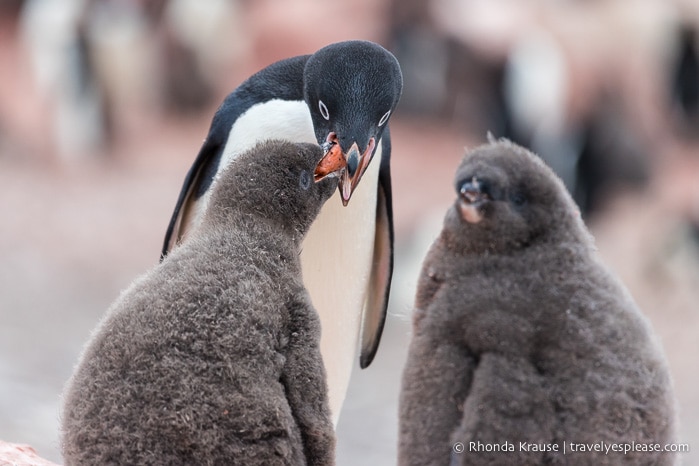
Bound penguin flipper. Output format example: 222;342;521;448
358;134;394;369
161;139;222;260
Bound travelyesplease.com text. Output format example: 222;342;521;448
454;440;689;455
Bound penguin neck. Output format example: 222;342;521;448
218;99;315;171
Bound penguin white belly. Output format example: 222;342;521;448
301;144;381;425
215;98;376;425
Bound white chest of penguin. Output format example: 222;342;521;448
216;98;383;425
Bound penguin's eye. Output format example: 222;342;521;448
378;110;391;127
299;169;311;190
318;100;330;120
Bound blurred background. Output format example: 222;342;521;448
1;0;698;463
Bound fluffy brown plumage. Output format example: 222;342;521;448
398;139;677;466
61;140;337;465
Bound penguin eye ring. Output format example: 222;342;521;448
319;100;330;120
378;110;391;127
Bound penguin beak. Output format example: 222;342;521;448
314;133;376;206
458;177;490;224
314;137;346;182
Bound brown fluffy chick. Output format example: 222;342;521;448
398;139;677;466
61;140;337;466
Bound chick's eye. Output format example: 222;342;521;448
318;100;330;120
378;110;391;127
299;170;311;190
455;178;469;195
511;192;527;206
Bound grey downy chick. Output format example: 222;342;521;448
61;140;338;466
398;138;677;466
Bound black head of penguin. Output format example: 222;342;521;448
444;139;588;255
203;140;338;241
304;41;403;178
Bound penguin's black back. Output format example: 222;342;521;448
162;55;311;257
194;55;310;197
673;24;699;116
212;56;309;140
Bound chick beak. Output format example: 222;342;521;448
314;134;376;206
459;177;489;224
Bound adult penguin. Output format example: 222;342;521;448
161;40;403;424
